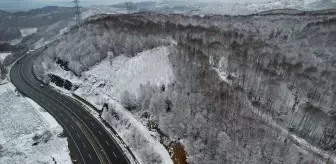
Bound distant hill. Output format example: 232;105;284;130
0;6;75;41
111;1;156;11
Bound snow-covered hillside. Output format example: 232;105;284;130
42;46;176;164
78;46;175;101
108;0;336;15
34;11;336;164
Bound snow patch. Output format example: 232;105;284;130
20;28;38;37
48;65;82;85
0;53;11;62
10;38;22;46
78;46;175;101
214;68;231;84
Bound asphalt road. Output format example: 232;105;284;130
10;49;130;164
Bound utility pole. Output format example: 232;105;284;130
72;0;81;25
125;1;133;13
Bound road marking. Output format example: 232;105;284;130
84;116;88;119
113;152;117;158
64;118;68;122
98;130;102;135
105;141;109;146
91;122;95;127
71;125;74;129
59;113;63;116
83;143;86;148
88;153;92;160
77;133;80;138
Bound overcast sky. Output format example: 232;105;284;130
0;0;331;12
0;0;134;12
0;0;227;12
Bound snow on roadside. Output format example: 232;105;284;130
102;100;173;164
0;83;72;164
48;65;82;85
25;98;60;128
0;53;11;62
20;28;38;37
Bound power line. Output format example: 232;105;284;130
72;0;81;25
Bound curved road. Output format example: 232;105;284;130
10;48;129;164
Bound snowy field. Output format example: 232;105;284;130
20;28;38;37
0;83;71;164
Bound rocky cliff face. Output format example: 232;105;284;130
35;10;336;163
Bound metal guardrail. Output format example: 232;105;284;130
72;93;140;164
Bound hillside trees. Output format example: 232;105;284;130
0;62;6;80
121;90;137;111
33;13;336;163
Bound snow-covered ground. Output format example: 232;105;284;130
0;53;11;63
0;83;71;164
20;28;38;37
101;100;173;164
78;46;175;101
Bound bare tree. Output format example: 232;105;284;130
121;90;137;111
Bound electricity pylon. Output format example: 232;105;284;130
125;1;133;13
72;0;81;25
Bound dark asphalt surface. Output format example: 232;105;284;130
10;49;129;164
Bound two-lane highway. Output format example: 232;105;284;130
10;49;130;164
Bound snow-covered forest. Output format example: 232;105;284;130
34;10;336;164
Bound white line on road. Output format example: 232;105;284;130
91;122;95;127
84;116;88;119
88;153;92;160
71;125;74;129
83;143;86;148
98;130;102;135
105;141;109;146
64;118;68;122
113;152;117;158
77;133;80;138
